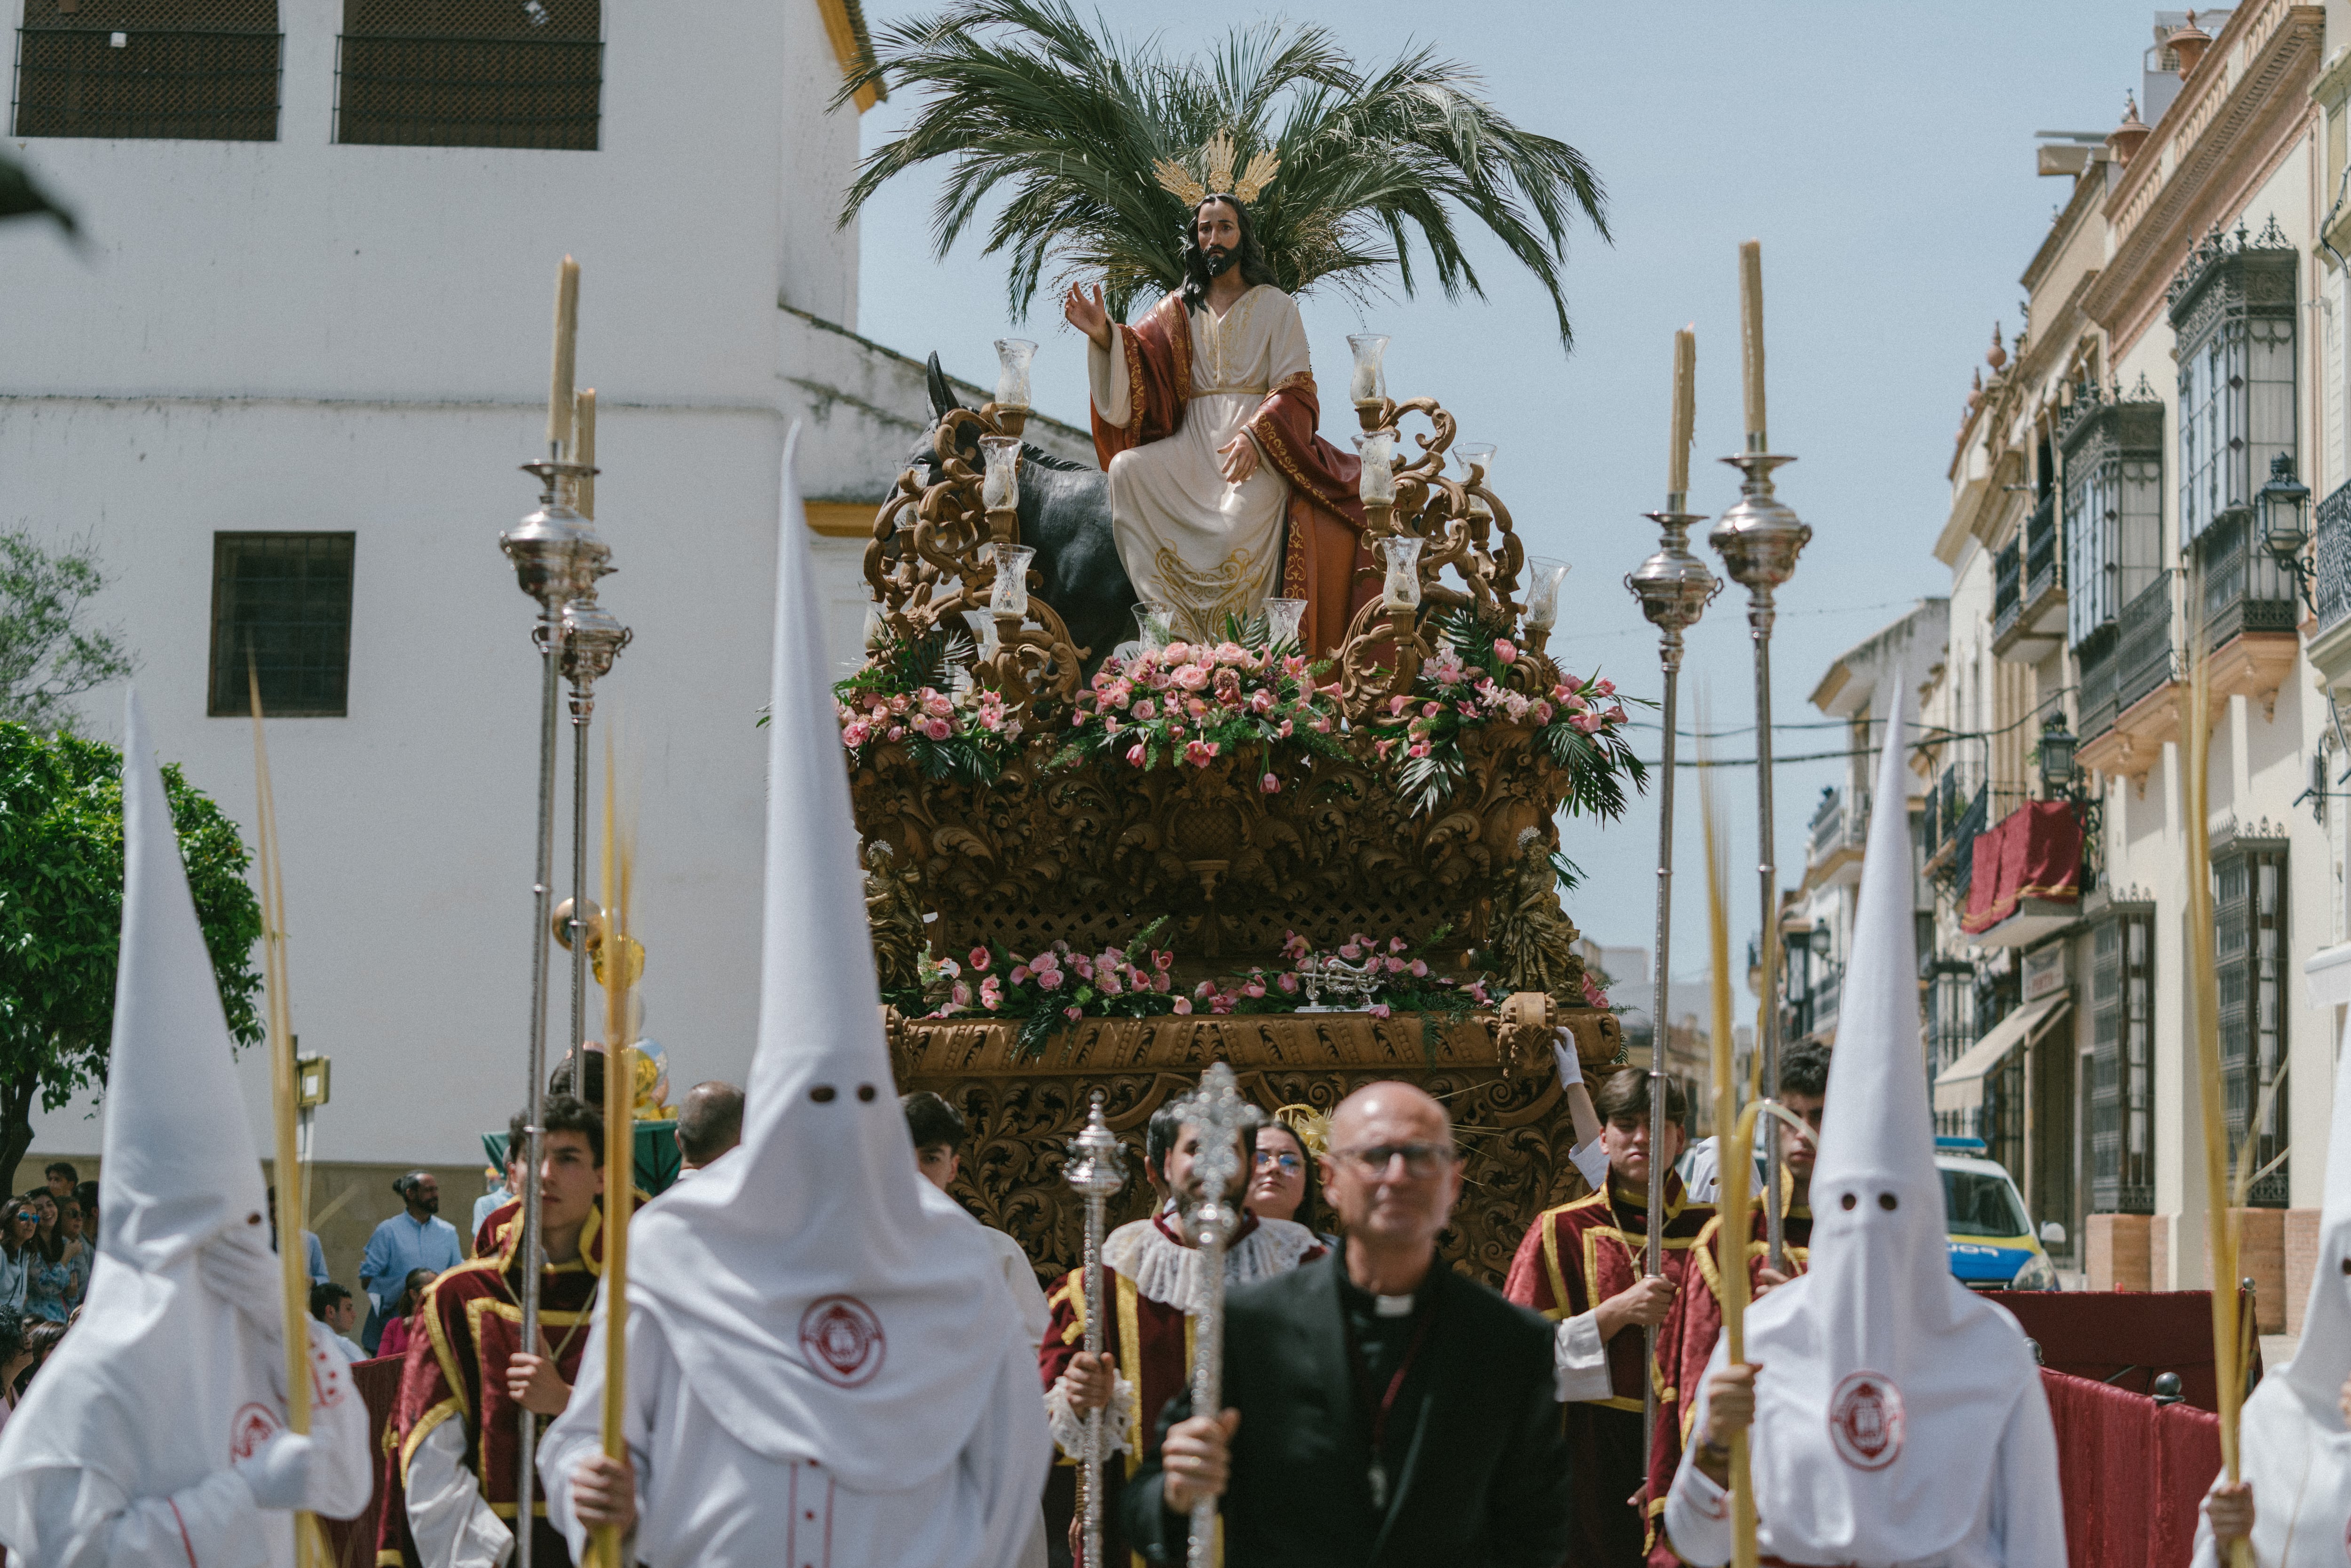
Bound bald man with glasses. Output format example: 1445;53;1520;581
1120;1081;1576;1567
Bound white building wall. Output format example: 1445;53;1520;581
0;0;959;1166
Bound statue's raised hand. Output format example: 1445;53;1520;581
1063;282;1112;350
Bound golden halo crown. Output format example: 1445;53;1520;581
1154;130;1279;211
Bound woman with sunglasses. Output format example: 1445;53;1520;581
24;1194;87;1321
1244;1121;1341;1251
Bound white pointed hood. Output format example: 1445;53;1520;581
2277;1006;2351;1422
1741;686;2041;1562
0;693;354;1555
622;426;1035;1493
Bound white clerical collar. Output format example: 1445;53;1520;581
1374;1294;1415;1317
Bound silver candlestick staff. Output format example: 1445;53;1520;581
1624;325;1720;1476
495;256;604;1568
1180;1063;1251;1568
1064;1091;1128;1568
560;391;630;1092
1711;243;1810;1272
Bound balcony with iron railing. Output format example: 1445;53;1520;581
1805;784;1869;890
2078;574;2179;784
1994;496;2065;660
2307;479;2351;690
2191;506;2303;725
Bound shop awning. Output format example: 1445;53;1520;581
1932;994;2072;1116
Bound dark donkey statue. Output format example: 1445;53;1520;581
913;353;1136;678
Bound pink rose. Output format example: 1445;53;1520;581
1072;954;1095;980
1153;971;1172;993
922;689;953;719
1037;969;1063;992
979;977;1003;1010
1183;739;1220;767
1368;1002;1393;1019
1065;1005;1083;1021
841;720;870;747
1339;942;1362;959
888;693;910;716
1176;664;1212;692
1214;641;1248;665
1573;712;1604;733
1249;687;1276;714
1243;980;1265;999
886;726;904;741
1409;959;1428;977
1132;700;1157;721
1278;972;1300;993
950;982;971;1007
1162;641;1193;663
1104;717;1122;735
1277;718;1294;738
1261;773;1281;795
921;716;953;741
1099;970;1123;995
1594;678;1616;696
1386;955;1407;974
1010;964;1030;984
1584;975;1610;1009
1530;701;1554;725
1493;639;1518;664
969;946;992;970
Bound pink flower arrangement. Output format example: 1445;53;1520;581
1058;638;1343;774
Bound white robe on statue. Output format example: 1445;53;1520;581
539;429;1049;1568
1089;285;1305;640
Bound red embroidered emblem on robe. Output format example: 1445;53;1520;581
800;1296;885;1387
229;1402;279;1463
1828;1371;1904;1470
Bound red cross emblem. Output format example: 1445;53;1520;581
798;1296;886;1388
1828;1371;1904;1471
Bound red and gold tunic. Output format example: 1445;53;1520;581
375;1200;618;1568
1038;1213;1322;1568
1091;292;1377;656
1645;1196;1813;1568
1505;1175;1712;1567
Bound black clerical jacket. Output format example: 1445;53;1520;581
1120;1252;1576;1567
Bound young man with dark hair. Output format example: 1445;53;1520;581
1505;1066;1713;1567
380;1095;612;1568
310;1281;365;1363
39;1165;73;1206
1642;1042;1830;1565
1041;1088;1323;1563
901;1089;965;1189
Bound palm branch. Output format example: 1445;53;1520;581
838;0;1608;348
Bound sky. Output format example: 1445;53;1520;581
845;0;2172;989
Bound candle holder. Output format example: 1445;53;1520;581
1347;332;1389;422
560;585;630;1095
991;543;1037;621
1262;598;1306;650
1710;442;1809;1270
1133;602;1174;655
993;338;1037;438
1355;430;1398;507
1062;1092;1126;1568
499;450;604;1568
1522;556;1570;650
980;434;1022;539
1380;535;1423;609
1456;443;1497;521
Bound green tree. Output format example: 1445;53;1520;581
0;532;136;736
840;0;1609;347
0;724;262;1180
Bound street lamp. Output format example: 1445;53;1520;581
2037;713;2076;798
2256;451;2315;614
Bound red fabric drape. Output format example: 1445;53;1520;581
1963;800;2083;934
320;1354;404;1568
1984;1289;2260;1413
2039;1367;2220;1568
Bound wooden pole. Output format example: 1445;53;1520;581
589;736;631;1568
2180;583;2253;1568
249;665;323;1568
1703;772;1759;1568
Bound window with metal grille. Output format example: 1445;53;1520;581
12;0;279;141
334;0;600;150
2170;221;2296;544
2090;909;2154;1213
2059;379;2163;648
207;534;355;717
2214;843;2289;1206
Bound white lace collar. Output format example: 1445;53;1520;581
1101;1213;1321;1314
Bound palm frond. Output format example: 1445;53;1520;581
840;0;1608;347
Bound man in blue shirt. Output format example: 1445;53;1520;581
359;1170;462;1352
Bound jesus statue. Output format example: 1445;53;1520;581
1063;188;1376;654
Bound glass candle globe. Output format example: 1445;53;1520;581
1263;598;1307;649
993;339;1037;411
1347;333;1390;407
979;435;1022;512
991;544;1037;619
1523;557;1570;633
1355;431;1397;505
1381;536;1424;609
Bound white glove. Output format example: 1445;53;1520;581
235;1430;315;1511
198;1228;293;1339
1551;1031;1585;1088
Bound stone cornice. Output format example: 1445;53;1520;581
2080;0;2324;355
2021;162;2113;299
